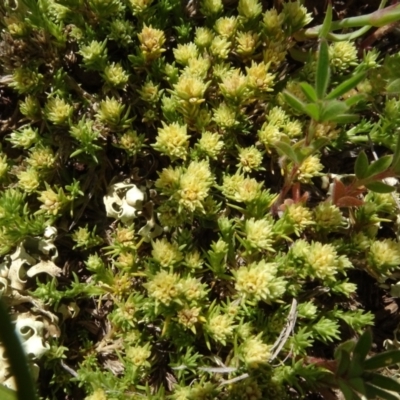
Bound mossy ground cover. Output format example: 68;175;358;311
2;0;400;399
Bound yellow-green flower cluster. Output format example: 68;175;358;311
152;122;190;160
177;160;214;212
235;260;286;303
368;239;400;276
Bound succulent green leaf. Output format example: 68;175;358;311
0;385;17;400
319;2;333;39
354;151;369;180
368;372;400;393
274;141;299;163
353;329;372;363
283;91;307;114
300;82;318;103
315;39;330;99
365;383;400;400
326;72;366;100
320;100;349;122
366;155;393;178
304;103;320;120
365;181;395;193
364;349;400;370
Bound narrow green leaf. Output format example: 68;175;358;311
348;377;366;395
320;100;349;122
365;383;400;400
328;113;360;124
274;141;298;163
338;381;355;400
304;103;320;120
336;350;351;376
346;356;364;379
344;94;366;107
326;72;366;100
364;350;400;370
366;155;393;178
0;385;17;400
283;91;307;114
316;39;330;99
319;2;333;39
368;372;400;393
353;330;372;362
300;82;318;102
354;151;369;180
365;181;395;193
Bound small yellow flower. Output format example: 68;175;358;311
27;146;56;170
155;166;182;193
129;0;153;14
314;202;344;230
235;177;262;203
240;336;270;367
297;155;324;183
17;168;40;192
126;344;151;367
262;8;283;36
197;131;224;159
213;102;238;129
246;61;275;92
245;218;274;251
46;98;73;127
369;239;400;272
118;130;143;156
173;43;198;66
96;97;128;129
286;203;314;233
195;27;214;48
219;69;248;103
145;270;180;306
214;16;238;38
329;41;358;72
177;160;214;212
235;260;286;302
235;31;259;58
19;95;42;120
177;307;201;329
206;313;235;344
152;238;183;267
306;242;351;280
237;145;263;172
200;0;223;17
237;0;262;20
38;185;69;215
137;80;161;103
152;122;189;160
10;67;43;94
314;121;340;140
138;25;166;61
258;123;282;150
210;35;231;59
173;75;208;106
8;127;40;149
102;62;129;89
